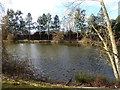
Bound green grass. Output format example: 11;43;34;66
2;75;76;88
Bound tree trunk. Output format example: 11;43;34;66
39;31;41;40
77;31;79;41
100;0;120;79
29;29;30;41
48;26;50;40
29;24;30;41
104;43;119;80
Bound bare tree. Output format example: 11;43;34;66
100;0;120;79
66;0;120;80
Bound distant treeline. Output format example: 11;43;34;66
14;31;99;41
2;8;120;42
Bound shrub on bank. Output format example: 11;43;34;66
92;74;110;87
52;31;64;43
2;43;36;79
75;72;94;83
7;33;14;41
75;72;117;87
80;37;93;46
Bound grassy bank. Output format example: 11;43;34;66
2;74;120;89
2;75;77;88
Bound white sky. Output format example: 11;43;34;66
1;0;120;21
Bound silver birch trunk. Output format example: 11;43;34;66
100;0;120;79
78;3;119;79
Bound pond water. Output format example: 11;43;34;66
6;43;120;81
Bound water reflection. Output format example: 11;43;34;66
6;43;118;81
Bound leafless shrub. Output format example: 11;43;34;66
2;42;37;79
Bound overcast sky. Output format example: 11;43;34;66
1;0;120;21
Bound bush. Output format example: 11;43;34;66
52;31;64;43
2;57;35;79
2;43;36;79
80;37;93;46
114;79;120;88
7;33;14;41
75;72;94;83
91;74;111;87
75;72;111;87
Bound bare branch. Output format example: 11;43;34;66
98;23;107;29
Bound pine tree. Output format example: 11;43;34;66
54;15;60;30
